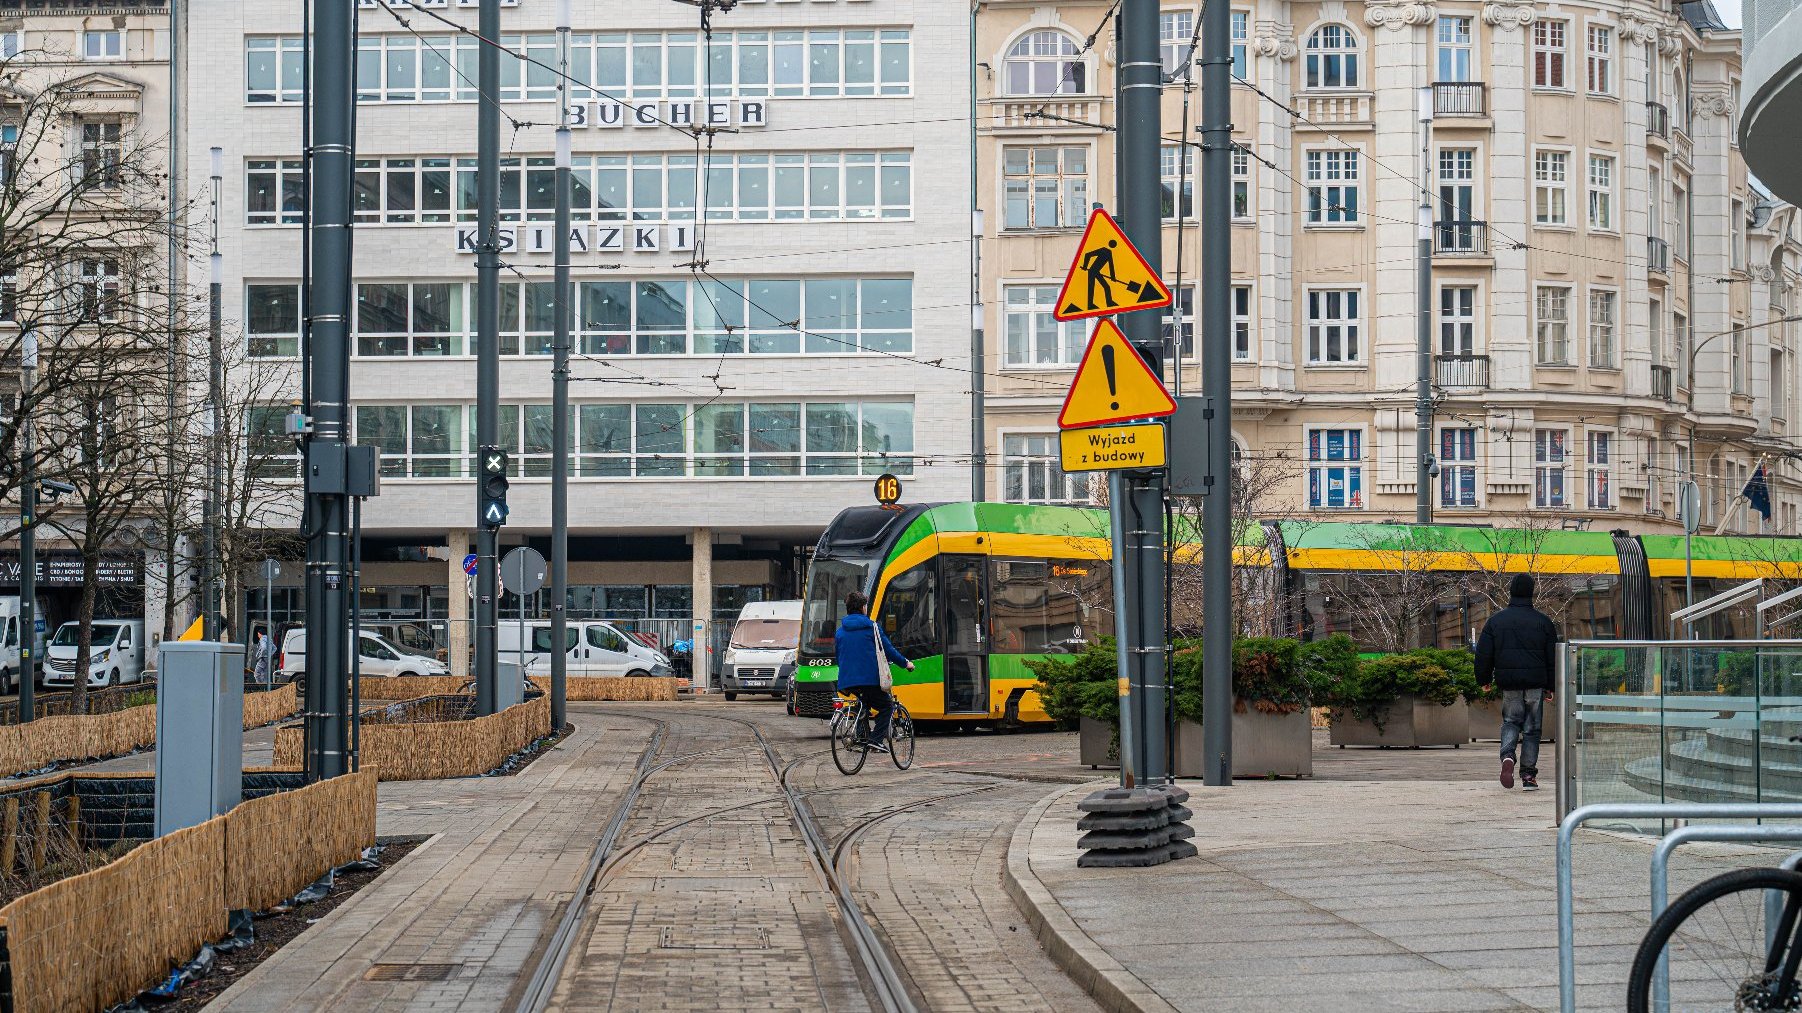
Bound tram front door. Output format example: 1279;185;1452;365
941;555;989;715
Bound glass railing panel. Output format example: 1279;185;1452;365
1571;642;1664;832
1757;644;1802;808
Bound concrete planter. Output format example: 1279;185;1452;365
1329;695;1469;748
1079;715;1119;769
1465;695;1554;744
1174;705;1313;778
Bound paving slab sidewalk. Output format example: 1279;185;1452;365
1009;740;1786;1012
205;705;654;1013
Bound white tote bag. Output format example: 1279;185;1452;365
872;624;893;692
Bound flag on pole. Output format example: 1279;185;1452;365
1743;464;1773;522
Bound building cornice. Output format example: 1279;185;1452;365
1481;0;1537;32
1364;0;1435;31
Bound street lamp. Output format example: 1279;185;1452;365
1680;313;1802;606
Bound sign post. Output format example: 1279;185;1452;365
259;559;281;684
500;547;547;707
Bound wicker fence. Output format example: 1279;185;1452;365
0;768;375;1013
273;696;550;781
243;683;300;728
355;675;680;703
0;684;300;780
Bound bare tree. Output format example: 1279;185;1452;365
213;338;302;642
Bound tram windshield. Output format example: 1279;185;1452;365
800;558;871;660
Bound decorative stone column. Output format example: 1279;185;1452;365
1481;0;1536;502
447;529;470;678
1252;22;1297;391
691;528;713;692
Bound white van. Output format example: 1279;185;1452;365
497;620;672;678
279;628;450;679
0;598;45;694
721;601;803;701
44;620;146;688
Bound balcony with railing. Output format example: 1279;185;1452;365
985;97;1106;132
1433;220;1488;256
1651;364;1674;401
1647;236;1671;275
1435;353;1490;389
1647;100;1670;140
1432;82;1487;117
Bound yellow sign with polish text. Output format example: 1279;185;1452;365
1059;423;1167;473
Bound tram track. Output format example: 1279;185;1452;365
514;709;947;1013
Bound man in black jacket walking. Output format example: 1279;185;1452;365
1475;574;1560;791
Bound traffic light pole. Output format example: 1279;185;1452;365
1114;0;1168;785
473;0;501;716
18;332;35;722
550;0;571;733
1197;0;1234;786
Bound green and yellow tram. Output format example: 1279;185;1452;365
791;502;1802;724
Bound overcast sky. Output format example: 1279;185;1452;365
1715;0;1744;28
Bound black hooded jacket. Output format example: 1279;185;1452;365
1474;594;1560;692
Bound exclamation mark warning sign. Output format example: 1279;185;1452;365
1101;344;1119;411
1057;318;1178;429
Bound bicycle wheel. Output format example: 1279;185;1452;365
889;702;915;770
831;701;869;775
1628;866;1802;1013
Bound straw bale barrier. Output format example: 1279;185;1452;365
356;675;467;701
243;683;300;728
273;696;550;781
224;768;375;912
0;706;157;778
529;676;681;702
0;817;226;1013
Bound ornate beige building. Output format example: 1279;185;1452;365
976;0;1802;535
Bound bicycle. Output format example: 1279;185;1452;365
829;691;914;775
1627;865;1802;1012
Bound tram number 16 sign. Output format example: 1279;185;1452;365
873;473;904;506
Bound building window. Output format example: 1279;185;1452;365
1776;350;1789;420
1440;428;1478;508
1003;146;1087;230
76;258;120;323
83;30;122;61
1586;431;1612;509
1233;285;1252;361
1003;433;1090;504
1163;287;1196;359
247;284;301;357
78;119;122;190
0;31;21;60
1232;146;1251;220
1651;297;1665;366
1585;25;1612;94
1160;11;1195;79
1588;290;1617;368
1733;328;1749;394
246;159;308;225
1003;285;1086;367
1306;289;1361;364
1732;198;1746;270
1646;436;1663;514
1305;149;1360;224
1533;150;1568;225
1306;428;1362;509
1675;312;1690;387
1440;285;1476;356
1304;24;1360;90
1436;147;1476;234
246;37;308;104
1230;11;1249;79
1161;144;1193;220
1587;154;1614;231
247;405;302;480
1536;285;1571;364
1436;16;1473;83
1005;30;1084;96
1533;21;1567;88
1674;180;1690;260
1535;428;1569;508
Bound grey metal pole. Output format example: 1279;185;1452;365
1117;0;1168;784
165;0;184;648
474;0;500;716
1416;88;1434;525
971;211;985;501
1197;0;1232;786
18;331;35;722
264;570;273;683
304;0;354;780
207;148;224;641
549;0;571;732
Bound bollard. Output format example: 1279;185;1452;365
1076;784;1195;867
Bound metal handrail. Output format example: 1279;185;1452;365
1670;578;1764;627
1648;827;1802;1007
1568;637;1802;649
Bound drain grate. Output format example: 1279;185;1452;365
364;963;463;982
658;926;769;950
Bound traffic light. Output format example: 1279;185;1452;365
480;445;509;527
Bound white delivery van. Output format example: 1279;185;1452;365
720;601;803;701
44;619;146;688
497;620;672;678
279;628;450;679
0;597;45;694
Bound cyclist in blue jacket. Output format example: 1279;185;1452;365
834;592;913;751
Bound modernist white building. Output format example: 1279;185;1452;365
185;0;971;674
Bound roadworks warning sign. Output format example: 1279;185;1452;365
1053;208;1173;322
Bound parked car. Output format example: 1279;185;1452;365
279;628;450;679
720;601;802;701
497;620;672;677
44;620;147;689
0;597;46;694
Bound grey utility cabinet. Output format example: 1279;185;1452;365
154;641;246;837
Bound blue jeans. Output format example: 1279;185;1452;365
1500;689;1544;777
849;686;893;743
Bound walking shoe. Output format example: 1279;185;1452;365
867;741;890;754
1522;775;1540;791
1500;756;1516;789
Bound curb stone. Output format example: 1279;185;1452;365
1002;780;1181;1013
